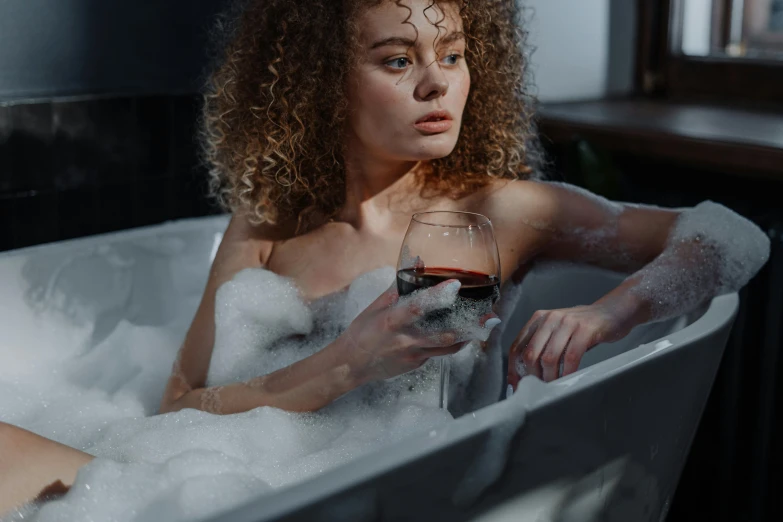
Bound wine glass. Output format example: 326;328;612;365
396;211;501;410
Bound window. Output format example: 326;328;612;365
637;0;783;104
674;0;783;60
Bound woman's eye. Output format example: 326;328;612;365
443;53;463;65
386;57;411;69
385;54;461;70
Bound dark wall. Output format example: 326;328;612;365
0;0;226;101
0;95;218;252
1;1;231;252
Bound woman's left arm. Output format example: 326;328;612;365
507;181;770;387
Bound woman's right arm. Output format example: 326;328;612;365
158;215;497;416
157;214;276;414
159;276;476;414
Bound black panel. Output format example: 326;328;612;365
0;95;219;252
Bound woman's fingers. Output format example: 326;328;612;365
509;314;543;361
521;315;562;380
504;305;620;389
507;357;525;391
479;312;500;327
416;314;501;354
415;279;461;311
366;282;400;313
520;317;592;382
561;326;592;377
385;279;461;329
507;314;544;388
422;341;468;357
421;329;460;348
539;320;576;382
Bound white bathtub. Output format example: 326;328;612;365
0;215;738;522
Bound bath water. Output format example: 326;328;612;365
0;256;495;522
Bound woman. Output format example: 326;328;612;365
0;0;769;514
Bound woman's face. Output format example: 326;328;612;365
346;0;470;163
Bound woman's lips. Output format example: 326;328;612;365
413;120;453;134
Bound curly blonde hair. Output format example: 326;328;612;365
201;0;540;233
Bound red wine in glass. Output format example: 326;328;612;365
396;267;500;305
396;211;501;410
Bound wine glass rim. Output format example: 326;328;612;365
411;210;492;228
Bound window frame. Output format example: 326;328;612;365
636;0;783;105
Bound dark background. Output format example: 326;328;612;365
0;0;224;252
1;1;782;521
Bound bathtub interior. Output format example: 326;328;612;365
0;216;734;522
0;216;229;382
0;214;700;403
500;261;707;372
0;214;698;382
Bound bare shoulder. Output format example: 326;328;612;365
467;178;561;230
471;178;634;230
455;179;565;279
212;213;295;283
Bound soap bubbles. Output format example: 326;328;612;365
1;264;478;521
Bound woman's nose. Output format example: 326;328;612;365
415;63;449;101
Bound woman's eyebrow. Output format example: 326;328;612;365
370;31;466;50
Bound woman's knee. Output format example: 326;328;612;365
0;420;16;437
0;421;26;459
0;422;34;512
0;422;95;514
0;421;45;487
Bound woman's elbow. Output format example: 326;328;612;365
158;387;238;415
157;388;197;415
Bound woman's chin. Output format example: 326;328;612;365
404;143;459;162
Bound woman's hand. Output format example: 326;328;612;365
507;302;635;389
335;280;500;385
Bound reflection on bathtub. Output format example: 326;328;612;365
453;390;527;508
472;456;660;522
209;232;222;263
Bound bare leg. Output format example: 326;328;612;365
0;421;94;515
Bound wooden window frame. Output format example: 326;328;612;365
744;0;783;51
636;0;783;105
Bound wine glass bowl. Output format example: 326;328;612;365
396;211;501;306
395;211;501;409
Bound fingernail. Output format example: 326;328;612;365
485;318;502;329
443;280;461;297
506;384;514;398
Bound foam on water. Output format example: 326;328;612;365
0;245;497;522
207;268;313;386
531;184;769;320
632;201;770;321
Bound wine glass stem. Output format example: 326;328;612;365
439;356;450;410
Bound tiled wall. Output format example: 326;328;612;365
0;95;219;252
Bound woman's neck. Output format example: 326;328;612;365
338;151;424;230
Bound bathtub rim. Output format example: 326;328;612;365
204;291;739;522
0;215;232;260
